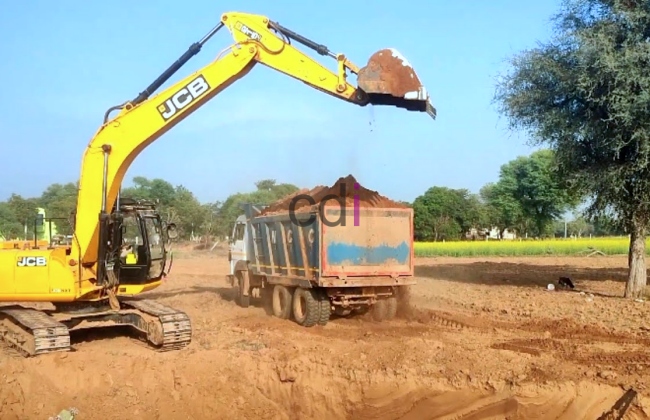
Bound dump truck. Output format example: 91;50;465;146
227;176;415;326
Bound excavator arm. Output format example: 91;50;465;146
71;11;436;292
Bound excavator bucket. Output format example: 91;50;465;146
357;48;436;119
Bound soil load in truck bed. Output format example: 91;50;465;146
249;175;414;282
260;175;408;215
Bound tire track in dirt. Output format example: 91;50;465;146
519;318;650;345
440;310;650;371
491;338;568;357
573;351;650;366
232;298;650;374
489;336;650;369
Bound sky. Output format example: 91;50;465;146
0;0;563;204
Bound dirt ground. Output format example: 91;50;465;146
3;249;650;419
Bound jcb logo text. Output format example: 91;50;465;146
157;75;210;121
17;256;47;267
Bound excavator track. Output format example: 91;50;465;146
0;299;191;357
121;299;192;351
0;306;70;357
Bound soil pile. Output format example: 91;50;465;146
261;175;407;215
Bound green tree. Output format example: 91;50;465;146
121;176;177;206
497;150;578;238
568;214;594;238
494;0;650;297
39;182;79;235
121;177;205;239
592;213;626;237
172;185;207;238
216;180;300;238
0;202;23;239
413;187;483;241
6;194;40;237
199;201;223;240
480;182;523;239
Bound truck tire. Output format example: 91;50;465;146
317;291;331;326
292;287;320;327
385;296;398;320
261;286;274;316
235;271;250;308
272;285;292;319
372;299;388;322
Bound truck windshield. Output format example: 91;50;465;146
234;223;245;241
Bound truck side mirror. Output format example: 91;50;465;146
167;223;179;240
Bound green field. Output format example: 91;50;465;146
414;237;637;257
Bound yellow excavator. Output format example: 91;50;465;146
0;11;436;357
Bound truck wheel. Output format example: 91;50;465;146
261;286;274;316
292;287;320;327
272;285;292;319
385;296;398;320
235;271;250;308
317;291;331;326
372;299;388;322
353;306;370;316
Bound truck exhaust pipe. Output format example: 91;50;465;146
357;48;436;119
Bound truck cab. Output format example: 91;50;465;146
226;204;267;287
228;214;248;278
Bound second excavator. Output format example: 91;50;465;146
0;11;436;357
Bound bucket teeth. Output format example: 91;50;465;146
357;48;436;119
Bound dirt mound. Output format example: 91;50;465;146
261;175;407;215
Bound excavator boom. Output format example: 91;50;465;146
75;11;436;275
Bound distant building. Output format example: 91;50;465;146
465;227;517;240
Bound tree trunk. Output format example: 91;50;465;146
628;237;633;268
625;222;647;299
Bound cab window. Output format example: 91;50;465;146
122;216;141;246
144;217;164;259
234;223;245;241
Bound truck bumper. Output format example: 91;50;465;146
318;276;416;288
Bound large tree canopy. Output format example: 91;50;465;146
480;149;578;239
495;0;650;297
500;149;578;237
413;187;485;241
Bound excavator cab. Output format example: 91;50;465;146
109;198;177;286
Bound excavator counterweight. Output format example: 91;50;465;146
358;48;436;119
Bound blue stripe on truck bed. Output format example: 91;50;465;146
326;241;410;265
